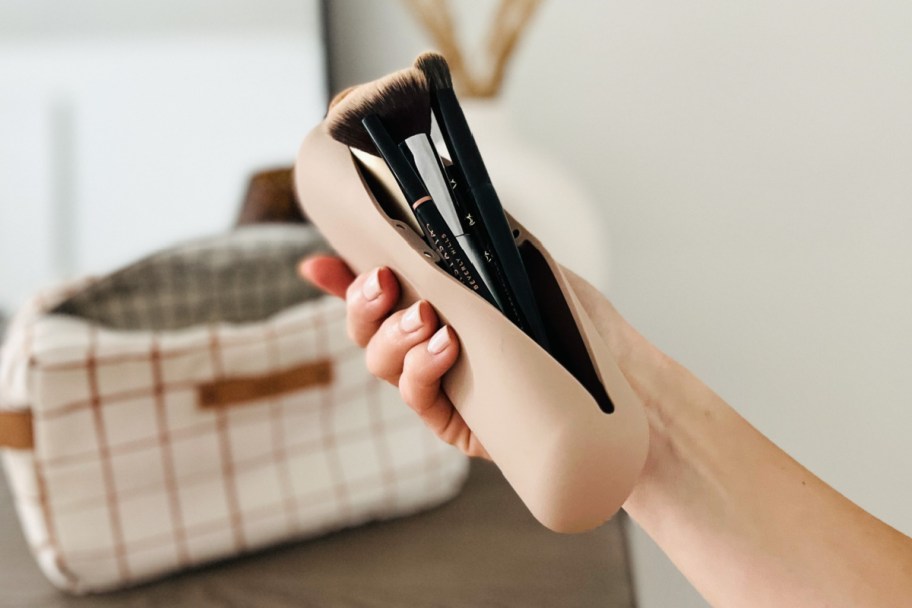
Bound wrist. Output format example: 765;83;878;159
560;268;700;512
620;350;688;512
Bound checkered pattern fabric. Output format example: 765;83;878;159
53;225;328;331
0;226;469;594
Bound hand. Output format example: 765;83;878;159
299;256;490;459
300;259;912;608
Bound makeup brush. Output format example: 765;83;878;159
415;52;551;351
326;71;497;307
326;68;431;156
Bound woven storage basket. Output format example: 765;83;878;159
0;224;469;593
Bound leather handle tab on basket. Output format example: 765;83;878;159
0;410;33;450
197;360;333;409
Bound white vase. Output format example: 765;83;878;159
457;99;611;290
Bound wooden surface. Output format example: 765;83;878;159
0;460;636;607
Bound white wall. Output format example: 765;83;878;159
327;2;912;607
0;0;327;314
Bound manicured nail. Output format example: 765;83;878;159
427;326;451;354
362;268;382;301
400;301;425;333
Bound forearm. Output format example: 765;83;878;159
566;270;912;607
623;357;912;607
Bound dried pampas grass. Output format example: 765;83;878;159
403;0;543;98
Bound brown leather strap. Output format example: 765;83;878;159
197;360;333;409
0;410;33;450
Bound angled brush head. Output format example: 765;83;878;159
414;51;453;91
325;67;431;155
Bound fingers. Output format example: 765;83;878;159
344;267;401;347
299;258;402;348
298;255;355;299
398;327;489;459
365;300;439;383
300;257;488;459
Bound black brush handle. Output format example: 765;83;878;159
470;183;550;350
435;89;492;187
433;90;551;351
362;115;425;202
444;161;527;332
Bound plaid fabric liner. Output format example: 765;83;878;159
52;225;329;331
0;226;469;593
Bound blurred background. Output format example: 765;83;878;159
0;0;328;315
2;1;911;607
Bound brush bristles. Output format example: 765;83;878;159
414;51;453;91
326;67;431;155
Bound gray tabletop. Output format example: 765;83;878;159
0;460;635;607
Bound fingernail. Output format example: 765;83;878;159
427;326;451;354
362;268;382;301
399;301;425;333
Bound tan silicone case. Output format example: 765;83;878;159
295;123;649;533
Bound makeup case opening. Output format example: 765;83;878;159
353;153;614;415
